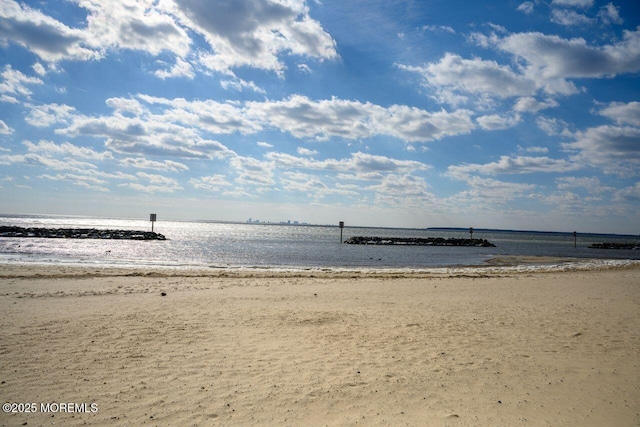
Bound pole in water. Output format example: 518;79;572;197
573;231;577;248
339;221;344;243
470;227;473;239
150;213;157;232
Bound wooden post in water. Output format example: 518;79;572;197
339;221;344;243
150;213;157;232
470;227;473;240
573;231;577;248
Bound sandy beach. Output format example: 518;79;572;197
0;263;639;426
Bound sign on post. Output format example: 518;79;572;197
339;221;344;243
150;213;157;232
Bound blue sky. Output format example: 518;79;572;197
1;0;639;233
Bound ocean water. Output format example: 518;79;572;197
1;214;639;271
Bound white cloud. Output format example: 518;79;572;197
459;28;640;102
400;54;536;102
598;3;623;25
536;116;570;135
1;0;336;80
79;0;191;57
613;182;640;202
32;62;46;76
39;173;109;192
120;157;189;172
119;172;182;193
263;152;308;169
551;0;593;7
265;151;429;174
154;57;195;79
367;174;432;199
0;65;43;97
136;94;261;135
22;140;113;161
520;146;549;154
467;31;497;49
170;0;337;75
25;103;76;127
0;119;12;134
61;114;147;143
563;125;640;176
379;104;476;142
57;97;240;159
598;101;640;126
496;30;640;91
448;155;581;178
476;113;521;130
556;176;613;193
190;174;232;192
297;147;318;156
281;173;327;195
279;170;435;208
247;95;374;140
220;78;265;94
0;0;100;62
517;2;535;14
0;139;149;194
550;9;593;26
513;96;559;113
451;176;538;203
19;92;479;156
344;152;429;173
247;95;475;142
297;63;311;73
280;172;358;200
252;149;436;208
229;155;275;187
422;25;456;34
0;94;18;104
0;152;98;173
105;97;145;116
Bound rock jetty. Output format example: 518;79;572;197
589;242;639;250
344;236;496;247
0;226;166;240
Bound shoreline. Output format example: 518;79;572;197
0;256;639;279
1;263;639;426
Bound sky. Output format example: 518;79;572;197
0;0;639;234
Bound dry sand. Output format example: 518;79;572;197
0;263;639;426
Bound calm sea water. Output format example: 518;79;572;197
1;214;639;270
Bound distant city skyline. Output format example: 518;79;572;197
247;218;310;226
0;0;639;234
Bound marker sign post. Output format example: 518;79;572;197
150;214;157;232
339;221;345;243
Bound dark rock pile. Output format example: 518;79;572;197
0;226;166;240
344;236;495;247
588;242;639;250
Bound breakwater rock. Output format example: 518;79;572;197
344;236;496;247
589;242;639;250
0;226;166;240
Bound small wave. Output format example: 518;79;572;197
1;256;638;278
198;258;640;276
